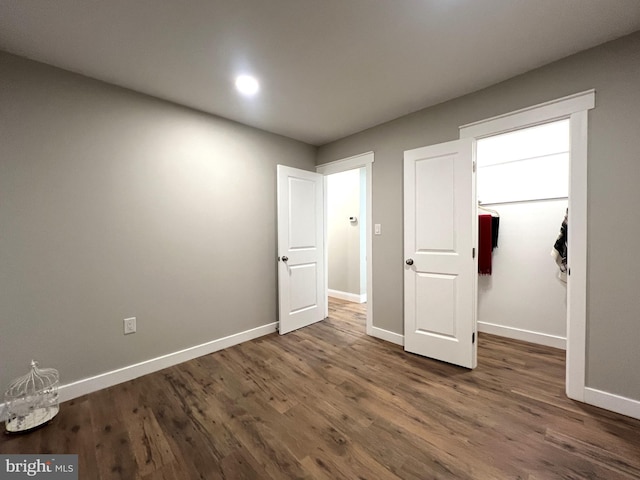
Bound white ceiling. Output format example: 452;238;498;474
2;1;640;146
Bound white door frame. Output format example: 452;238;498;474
316;152;374;335
459;89;595;402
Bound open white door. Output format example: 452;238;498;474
404;138;477;368
277;165;326;334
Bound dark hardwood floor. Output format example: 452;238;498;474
2;298;639;479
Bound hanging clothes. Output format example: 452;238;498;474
491;216;500;251
551;208;568;282
478;214;493;275
479;204;500;251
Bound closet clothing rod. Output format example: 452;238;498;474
479;196;568;207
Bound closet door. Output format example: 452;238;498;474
404;138;477;369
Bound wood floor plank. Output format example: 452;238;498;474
139;459;195;480
545;428;640;479
2;297;639;479
219;449;274;480
42;396;101;479
222;344;298;414
141;371;236;479
89;387;141;480
117;382;176;477
300;441;403;480
204;390;311;480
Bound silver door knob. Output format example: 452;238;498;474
405;258;414;266
281;256;289;262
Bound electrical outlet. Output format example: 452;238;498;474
124;317;136;335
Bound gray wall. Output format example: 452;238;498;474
317;32;640;401
0;52;316;391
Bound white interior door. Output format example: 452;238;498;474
277;165;326;334
403;138;477;368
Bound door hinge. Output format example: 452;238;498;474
473;161;476;173
472;247;475;259
472;332;476;344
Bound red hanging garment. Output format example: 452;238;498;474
478;214;493;275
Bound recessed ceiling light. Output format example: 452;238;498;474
235;75;260;96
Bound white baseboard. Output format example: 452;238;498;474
328;289;366;304
0;322;278;416
478;321;566;350
370;326;404;346
584;387;640;420
58;321;278;403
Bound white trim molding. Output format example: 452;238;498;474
459;90;596;139
371;327;404;347
565;109;589;402
317;151;374;336
478;322;566;350
316;151;374;175
584;388;640;421
56;322;276;404
328;289;367;304
460;90;596;409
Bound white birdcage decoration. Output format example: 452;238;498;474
4;360;59;433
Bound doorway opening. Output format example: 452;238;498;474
317;152;374;335
476;119;569;350
325;168;367;331
326;168;367;302
460;89;595;400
